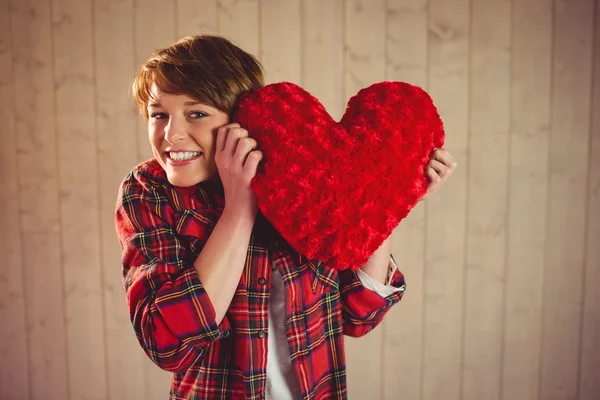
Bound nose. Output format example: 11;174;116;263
164;117;186;144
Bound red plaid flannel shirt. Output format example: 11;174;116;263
115;160;406;400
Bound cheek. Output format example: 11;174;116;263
148;126;163;146
191;128;217;151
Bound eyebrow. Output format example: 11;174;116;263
148;101;204;108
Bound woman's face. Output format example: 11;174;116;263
147;85;229;187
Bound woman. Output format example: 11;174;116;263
115;34;456;400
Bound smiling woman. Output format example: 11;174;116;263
131;35;265;188
146;89;229;187
116;34;410;400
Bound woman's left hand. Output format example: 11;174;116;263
421;148;457;201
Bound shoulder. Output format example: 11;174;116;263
118;159;175;208
120;159;168;196
116;159;172;231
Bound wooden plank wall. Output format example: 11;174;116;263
1;0;598;399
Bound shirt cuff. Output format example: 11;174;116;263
356;255;405;298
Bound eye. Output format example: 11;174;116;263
189;111;208;119
150;112;168;120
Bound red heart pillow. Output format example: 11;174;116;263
234;82;444;271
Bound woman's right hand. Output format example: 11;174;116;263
214;123;263;220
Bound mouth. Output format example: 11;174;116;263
166;151;203;165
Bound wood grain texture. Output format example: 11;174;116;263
540;0;596;398
579;3;600;399
462;1;510;399
502;1;552;399
11;0;61;234
176;0;218;37
22;233;69;400
51;0;108;397
344;0;386;93
134;0;176;163
423;0;469;398
0;0;31;397
217;0;260;56
94;1;145;398
302;0;344;120
382;1;427;399
343;0;386;398
10;0;69;398
260;0;301;85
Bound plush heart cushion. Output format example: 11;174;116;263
234;82;444;271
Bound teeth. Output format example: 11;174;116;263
170;151;200;161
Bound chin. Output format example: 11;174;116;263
166;173;203;188
167;170;219;188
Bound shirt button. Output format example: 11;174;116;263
258;277;267;286
258;330;267;339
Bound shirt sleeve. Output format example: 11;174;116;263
355;256;405;298
338;254;406;338
115;170;230;373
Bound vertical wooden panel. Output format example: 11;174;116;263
22;234;69;400
344;0;386;92
11;4;60;234
134;1;178;397
94;1;145;399
51;0;107;398
579;3;600;399
344;0;386;398
176;0;218;37
302;0;344;120
424;0;469;399
0;0;31;397
462;1;510;399
217;0;260;56
10;0;69;398
540;1;595;398
260;0;301;85
134;0;176;163
502;1;552;399
382;1;427;399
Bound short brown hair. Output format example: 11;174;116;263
132;35;264;120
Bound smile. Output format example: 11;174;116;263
168;151;202;161
166;151;203;166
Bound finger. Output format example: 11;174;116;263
429;159;451;177
216;123;240;152
225;128;248;155
235;137;258;164
244;150;263;177
433;148;457;169
216;127;228;153
426;166;442;183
